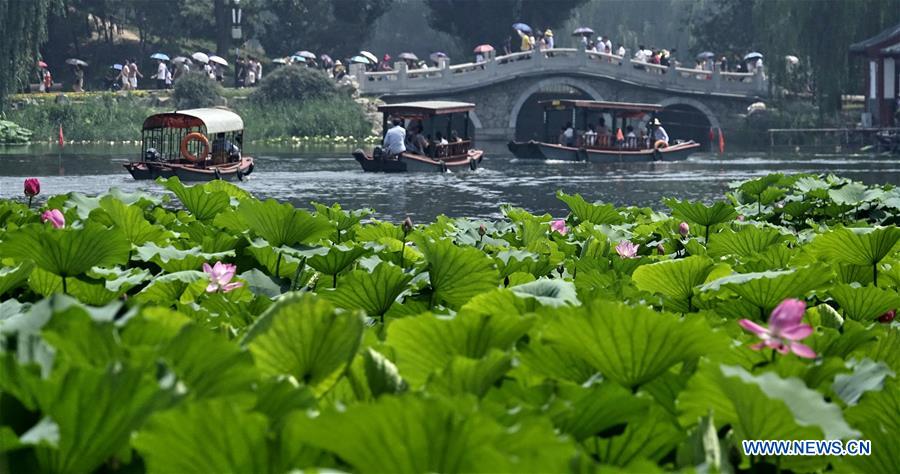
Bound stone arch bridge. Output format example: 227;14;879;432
355;48;767;145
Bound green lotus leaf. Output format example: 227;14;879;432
363;348;407;398
237;198;332;247
428;350;513;397
665;199;737;228
509;278;579;307
632;255;715;313
203;179;254;200
415;237;499;308
811;226;900;268
832;358;895;406
133;399;269;474
355;220;405;242
833;379;900;473
312;201;372;234
89;196;168;245
41;306;121;369
387;310;532;387
829;283;900;321
700;265;833;317
283;394;573;473
590;404;683;467
866;327;900;373
541;301;721;388
517;338;598;384
0;223;130;279
0;261;34;297
556;191;623;225
238;268;285;298
28;268;145;306
321;261;412;317
737;173;784;197
244;238;305;279
241;293;363;395
132;242;234;272
829;182;884;206
495;249;554;278
55;188;161;220
159;177;231;221
706;226;787;259
305;243;370;282
552;382;651;442
27;366;163;474
133;270;206;305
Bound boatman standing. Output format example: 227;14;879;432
383;117;406;159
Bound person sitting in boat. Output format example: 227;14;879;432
382;117;406;159
625;125;637;148
596;118;611;146
650;118;669;145
450;130;463;143
411;125;430;155
211;133;240;164
583;124;598;147
560;122;575;147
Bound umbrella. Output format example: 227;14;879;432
112;64;123;70
350;55;371;64
572;27;594;36
209;55;229;66
172;56;192;64
191;52;210;64
359;51;378;64
430;52;448;63
290;55;307;63
696;51;715;60
744;52;763;61
785;55;799;65
473;44;494;54
512;23;532;33
320;54;333;65
65;58;88;67
37;60;48;68
272;58;288;65
296;51;316;60
150;53;170;61
398;52;418;61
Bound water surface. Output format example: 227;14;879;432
2;142;898;221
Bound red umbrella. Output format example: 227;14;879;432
37;60;48;68
473;44;494;54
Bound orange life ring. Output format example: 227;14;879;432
180;132;210;162
654;139;668;150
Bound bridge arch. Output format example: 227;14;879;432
508;78;604;140
656;97;721;148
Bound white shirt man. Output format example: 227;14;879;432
382;120;407;156
603;38;612;54
616;45;626;57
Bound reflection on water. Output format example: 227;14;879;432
2;141;899;221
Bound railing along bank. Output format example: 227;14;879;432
355;45;767;99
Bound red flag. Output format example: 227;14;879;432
58;124;65;148
718;128;725;154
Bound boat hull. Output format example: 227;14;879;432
353;149;484;173
507;140;700;163
124;157;255;181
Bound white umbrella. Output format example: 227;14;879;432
191;52;210;64
785;55;799;65
359;51;378;64
172;56;192;64
209;55;229;67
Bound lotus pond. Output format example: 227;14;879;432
0;173;898;473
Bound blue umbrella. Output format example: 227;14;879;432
512;23;532;33
290;55;307;63
350;55;371;64
112;64;123;70
150;53;170;61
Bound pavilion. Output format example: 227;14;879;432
850;23;900;127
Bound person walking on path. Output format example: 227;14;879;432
73;65;84;92
155;60;168;90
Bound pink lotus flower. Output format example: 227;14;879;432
24;178;40;197
203;261;243;293
679;221;690;236
736;215;745;222
615;240;638;258
878;309;895;323
739;299;816;359
41;209;65;228
550;219;568;235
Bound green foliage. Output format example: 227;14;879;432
0;173;898;473
0;120;33;143
251;65;338;103
172;72;224;109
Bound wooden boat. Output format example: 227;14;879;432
507;100;701;163
125;108;255;181
354;101;484;173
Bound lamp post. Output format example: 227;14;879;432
232;0;242;87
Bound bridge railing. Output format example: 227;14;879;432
356;45;767;99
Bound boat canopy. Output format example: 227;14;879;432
539;100;663;113
378;101;476;117
142;108;244;134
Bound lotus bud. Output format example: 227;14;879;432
678;221;689;236
736;215;745;222
878;309;896;323
41;209;65;229
478;224;487;237
24;178;40;197
402;216;413;235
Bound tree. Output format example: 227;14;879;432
0;0;60;110
424;0;587;53
246;0;393;57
